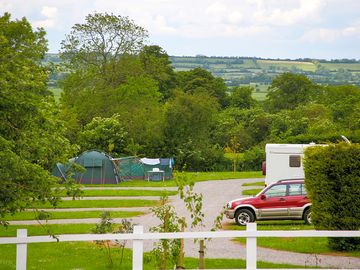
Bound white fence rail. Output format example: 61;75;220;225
1;223;360;270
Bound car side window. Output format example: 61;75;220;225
288;183;302;196
301;184;308;195
264;184;287;198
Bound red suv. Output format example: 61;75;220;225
225;179;311;225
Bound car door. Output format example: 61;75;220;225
286;183;308;218
257;183;288;218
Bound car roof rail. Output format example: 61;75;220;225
276;178;304;183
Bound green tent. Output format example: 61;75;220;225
112;157;174;181
52;151;174;184
73;150;119;184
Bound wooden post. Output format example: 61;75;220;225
234;158;236;174
132;225;143;270
177;220;185;269
198;239;205;269
246;223;257;270
16;229;27;270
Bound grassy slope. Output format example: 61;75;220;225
83;171;264;188
242;181;265;186
242;188;262;196
33;199;158;209
0;242;304;270
226;221;360;258
59;189;177;197
3;210;143;221
0;225;304;270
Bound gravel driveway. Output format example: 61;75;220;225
128;179;360;269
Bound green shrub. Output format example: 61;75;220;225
238;146;265;171
304;142;360;251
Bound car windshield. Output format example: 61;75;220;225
256;185;268;197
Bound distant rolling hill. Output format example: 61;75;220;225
44;54;360;101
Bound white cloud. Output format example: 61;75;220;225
252;0;325;26
152;15;176;34
342;21;360;37
33;19;55;28
301;28;340;42
1;0;359;57
32;6;58;29
228;11;243;24
301;20;360;43
41;6;57;18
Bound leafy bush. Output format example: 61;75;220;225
304;143;360;251
238;146;265;171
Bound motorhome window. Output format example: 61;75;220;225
289;155;301;167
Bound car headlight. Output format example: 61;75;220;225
226;202;232;209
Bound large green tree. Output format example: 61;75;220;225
60;13;165;156
229;86;257;109
139;45;176;101
176;68;229;107
79;114;128;156
266;73;317;112
0;13;76;224
163;91;224;170
61;12;148;72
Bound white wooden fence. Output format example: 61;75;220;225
1;223;360;270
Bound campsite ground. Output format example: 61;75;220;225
2;175;360;269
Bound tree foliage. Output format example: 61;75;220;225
139;45;176;101
0;13;76;224
51;12;360;172
266;73;316;112
229;86;257;109
163;91;224;170
79;114;128;156
176;67;229;107
61;12;148;70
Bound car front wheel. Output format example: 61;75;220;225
235;209;255;226
304;208;311;224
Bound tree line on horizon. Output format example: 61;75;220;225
1;11;360;220
45;53;360;88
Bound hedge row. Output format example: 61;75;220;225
304;142;360;251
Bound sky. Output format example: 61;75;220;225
1;0;359;59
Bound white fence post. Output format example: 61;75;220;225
16;229;27;270
246;223;257;270
132;225;144;270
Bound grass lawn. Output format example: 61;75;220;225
186;171;263;182
0;222;330;269
226;221;360;258
0;236;307;269
0;224;100;236
0;224;310;269
4;210;143;221
33;199;158;209
82;171;263;188
242;181;265;187
59;189;178;197
242;188;262;196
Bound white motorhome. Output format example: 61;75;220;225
264;143;316;185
